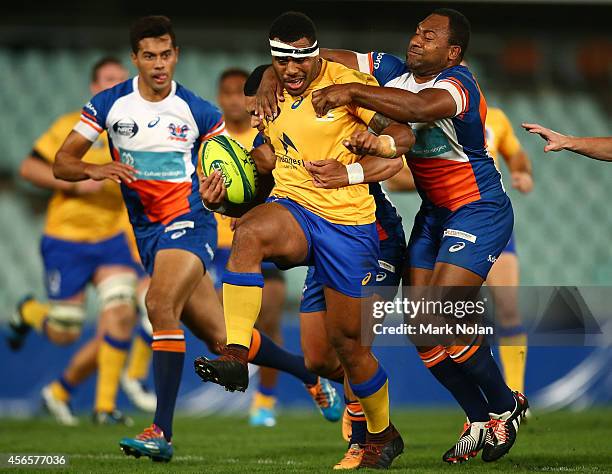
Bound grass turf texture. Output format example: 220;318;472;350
1;409;611;473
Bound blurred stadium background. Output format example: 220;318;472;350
0;0;611;418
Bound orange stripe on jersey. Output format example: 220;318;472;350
200;118;225;141
151;340;186;352
128;180;192;225
154;330;185;337
476;83;489;148
247;328;262;362
418;345;448;368
443;77;470;116
368;52;374;74
80;117;102;133
82;110;99;123
409;158;481;211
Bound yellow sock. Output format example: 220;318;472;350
358;380;390;434
251;391;276;411
95;335;129;413
49;380;70;403
223;277;263;348
21;299;49;331
126;335;152;380
499;334;527;393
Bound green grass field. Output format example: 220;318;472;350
1;409;611;473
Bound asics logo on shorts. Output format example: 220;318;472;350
376;272;388;282
449;242;466;253
170;230;187;240
362;272;372;285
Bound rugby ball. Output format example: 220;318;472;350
201;135;258;204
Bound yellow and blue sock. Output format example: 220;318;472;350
21;298;49;332
248;328;317;386
457;344;515;414
223;271;264;349
498;325;527;394
95;334;130;413
126;325;153;381
349;364;390;434
419;346;489;422
152;329;186;441
49;376;75;403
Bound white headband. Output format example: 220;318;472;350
269;39;319;58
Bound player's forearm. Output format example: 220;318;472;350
565;136;612;161
359;156;404;183
505;150;532;175
319;48;359;70
53;152;92;181
385;165;416;192
20;157;75;192
380;123;415;157
349;84;434;123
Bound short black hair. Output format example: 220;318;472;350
244;65;270;97
432;8;470;59
269;11;317;44
91;56;123;83
218;68;249;88
129;15;176;53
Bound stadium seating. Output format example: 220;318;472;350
0;48;611;315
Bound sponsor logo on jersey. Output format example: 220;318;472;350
373;52;384;70
148;116;161;128
449;242;466;253
443;229;477;243
291;97;304;109
170;230;187;240
85;102;97;116
315;112;335;122
113;118;139;138
168;123;189;141
165;221;195;232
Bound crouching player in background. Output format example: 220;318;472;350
7;57;138;425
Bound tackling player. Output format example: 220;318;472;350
53;16;340;462
7;57;138;425
387;106;535;398
195;12;414;469
257;8;529;464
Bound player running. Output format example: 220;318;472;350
7;57;139;425
195;12;414;469
214;68;288;427
258;8;530;464
53;16;341;463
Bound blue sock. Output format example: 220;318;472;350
59;375;76;395
152;330;185;441
458;345;515;414
351;419;367;446
428;356;490;422
258;383;276;397
249;330;317;386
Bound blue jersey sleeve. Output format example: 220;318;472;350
176;85;225;141
368;52;408;86
252;132;265;149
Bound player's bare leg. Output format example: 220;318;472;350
120;249;203;461
194;203;308;391
323;288;403;469
487;253;527;395
91;265;137;425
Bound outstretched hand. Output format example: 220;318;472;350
522;123;569;153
